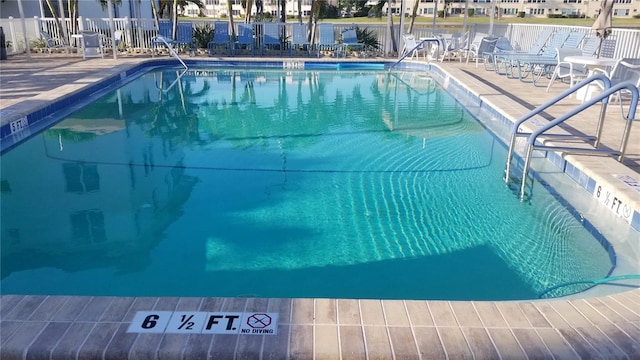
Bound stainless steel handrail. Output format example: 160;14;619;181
388;38;441;71
151;35;188;70
518;81;638;200
509;77;638;201
504;73;613;187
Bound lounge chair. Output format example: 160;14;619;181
507;31;587;85
317;23;337;57
234;23;254;56
483;36;514;71
176;22;196;56
290;23;310;56
208;21;230;56
338;28;364;57
261;23;283;56
151;21;178;57
494;29;553;75
40;31;70;56
546;36;601;90
80;31;104;59
497;30;570;76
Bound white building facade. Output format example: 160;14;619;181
0;0;637;22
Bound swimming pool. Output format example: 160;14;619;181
0;65;625;300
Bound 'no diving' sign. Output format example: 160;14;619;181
127;311;278;335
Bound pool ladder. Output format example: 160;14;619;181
504;73;639;201
388;38;441;71
151;35;188;70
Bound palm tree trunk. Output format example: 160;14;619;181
150;0;160;32
172;0;178;40
408;0;418;33
44;0;66;42
227;0;236;38
245;0;254;23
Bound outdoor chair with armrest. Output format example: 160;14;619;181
208;21;231;56
338;28;364;57
234;23;254;56
401;34;428;61
290;23;310;56
261;23;284;56
40;31;71;56
317;23;337;57
592;58;640;104
80;31;104;59
546;36;600;91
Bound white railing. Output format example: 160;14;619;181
1;16;639;58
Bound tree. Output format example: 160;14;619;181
408;0;419;33
227;0;236;38
43;0;67;44
375;0;397;53
442;0;451;19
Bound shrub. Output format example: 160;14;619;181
517;11;525;18
356;26;380;50
193;24;214;48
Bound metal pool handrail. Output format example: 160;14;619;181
510;75;638;201
388;38;441;71
152;35;188;70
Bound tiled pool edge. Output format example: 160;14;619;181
2;293;640;359
1;58;639;359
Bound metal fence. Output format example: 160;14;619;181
1;16;639;59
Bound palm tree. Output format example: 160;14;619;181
227;0;237;38
43;0;67;43
408;0;419;33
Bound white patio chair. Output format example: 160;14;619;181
80;31;104;59
593;58;640;104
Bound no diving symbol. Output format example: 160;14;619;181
247;313;271;329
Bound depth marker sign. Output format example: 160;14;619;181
127;311;278;335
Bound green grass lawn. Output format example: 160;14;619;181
195;16;640;28
329;15;640;27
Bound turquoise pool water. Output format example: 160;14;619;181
0;68;613;300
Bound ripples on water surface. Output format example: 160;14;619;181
0;69;613;300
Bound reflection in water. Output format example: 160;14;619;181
0;69;613;300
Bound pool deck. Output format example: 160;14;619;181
1;53;639;359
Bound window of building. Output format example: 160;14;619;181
529;7;545;13
70;210;107;243
613;8;629;15
63;163;100;193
